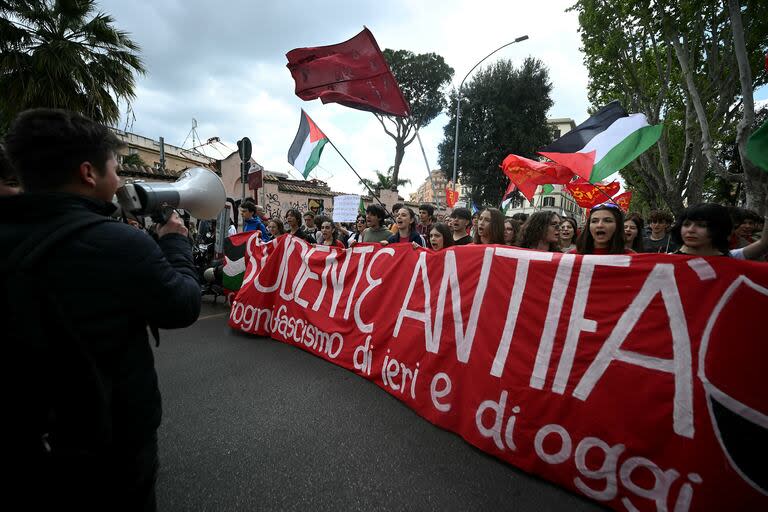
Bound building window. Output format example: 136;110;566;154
543;197;555;207
553;129;561;139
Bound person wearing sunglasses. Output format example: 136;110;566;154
346;214;367;246
573;202;633;255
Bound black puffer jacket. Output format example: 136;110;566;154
1;192;201;450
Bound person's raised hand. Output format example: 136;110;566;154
157;211;188;238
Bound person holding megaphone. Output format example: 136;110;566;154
0;108;202;511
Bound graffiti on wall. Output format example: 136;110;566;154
262;191;334;220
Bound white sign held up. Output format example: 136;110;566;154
333;195;361;223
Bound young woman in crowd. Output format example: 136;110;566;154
319;219;346;248
504;218;521;246
559;217;578;252
267;218;285;238
517;211;562;252
427;223;454;251
624;213;645;252
346;214;367;246
573;203;632;255
671;203;768;260
473;208;505;245
385;207;425;246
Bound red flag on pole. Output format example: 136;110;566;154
286;28;410;117
500;154;574;201
565;178;621;208
612;191;632;212
445;186;459;208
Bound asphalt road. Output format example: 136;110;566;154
154;297;606;512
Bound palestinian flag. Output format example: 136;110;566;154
539;101;663;183
288;109;328;178
222;232;257;291
501;180;516;213
746;118;768;172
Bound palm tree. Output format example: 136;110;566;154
359;166;411;194
0;0;145;132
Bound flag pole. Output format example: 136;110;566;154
414;126;442;213
324;136;396;220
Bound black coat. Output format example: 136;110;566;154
0;193;201;452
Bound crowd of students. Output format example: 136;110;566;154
234;196;768;262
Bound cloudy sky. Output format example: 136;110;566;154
98;0;764;199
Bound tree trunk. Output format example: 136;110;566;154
728;0;766;214
390;140;406;191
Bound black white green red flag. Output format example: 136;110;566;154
538;101;662;183
288;109;328;178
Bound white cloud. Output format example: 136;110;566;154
99;0;590;197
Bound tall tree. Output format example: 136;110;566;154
376;49;453;191
570;0;768;214
0;0;145;133
437;57;553;207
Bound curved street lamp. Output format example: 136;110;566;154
451;35;530;197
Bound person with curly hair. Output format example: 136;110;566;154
517;211;562;252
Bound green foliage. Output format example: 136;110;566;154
437;57;554;207
377;49;454;190
0;0;145;132
569;0;768;213
359;166;411;194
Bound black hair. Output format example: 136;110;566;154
366;204;386;221
391;203;404;217
450;207;471;221
511;212;529;223
240;202;257;214
730;206;761;227
624;213;645;252
419;203;435;218
285;208;303;222
4;108;124;192
671;203;732;255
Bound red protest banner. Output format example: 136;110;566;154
229;235;768;511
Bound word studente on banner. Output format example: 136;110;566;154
226;232;768;512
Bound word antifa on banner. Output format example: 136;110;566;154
227;233;768;512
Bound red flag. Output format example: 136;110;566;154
612;191;632;212
445;186;459;208
286;28;410;117
538;150;596;181
500;154;574;201
565;178;621;208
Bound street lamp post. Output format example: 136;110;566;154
451;35;529;197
